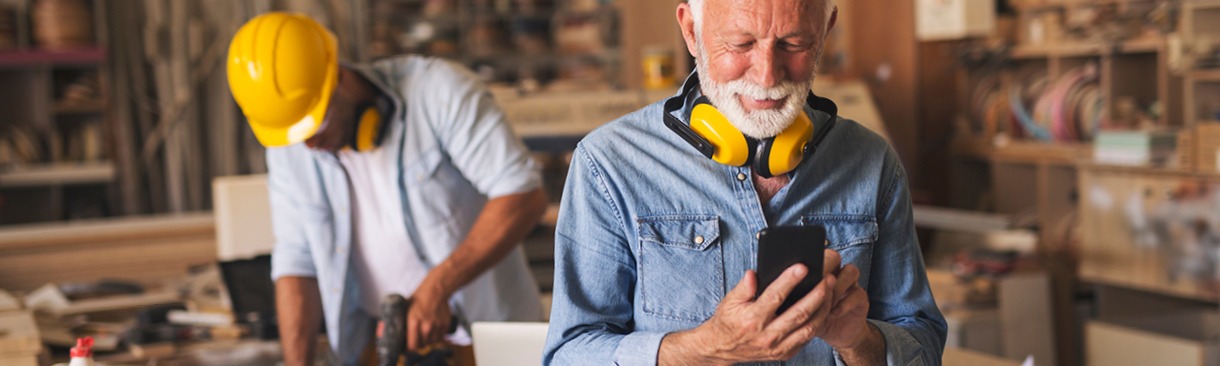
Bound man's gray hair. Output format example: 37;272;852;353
688;0;835;35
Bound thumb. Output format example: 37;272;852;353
725;270;758;303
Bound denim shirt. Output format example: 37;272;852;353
265;56;543;366
544;82;946;365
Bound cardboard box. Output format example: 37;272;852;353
916;0;996;41
944;309;1003;356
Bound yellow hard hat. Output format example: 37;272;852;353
227;12;338;147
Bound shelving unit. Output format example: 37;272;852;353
1182;1;1220;133
362;0;625;88
0;0;114;225
946;1;1220;365
359;0;688;90
1072;2;1220;356
944;2;1220;366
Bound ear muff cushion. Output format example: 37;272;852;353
767;111;815;176
689;103;751;166
354;106;382;151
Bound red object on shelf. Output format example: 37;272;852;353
70;336;94;358
0;47;105;67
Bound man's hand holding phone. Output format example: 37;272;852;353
658;249;846;364
658;225;878;363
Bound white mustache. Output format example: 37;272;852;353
721;79;806;102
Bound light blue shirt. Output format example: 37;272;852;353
544;76;947;365
266;55;544;365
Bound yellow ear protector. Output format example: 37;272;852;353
347;96;393;152
663;74;838;178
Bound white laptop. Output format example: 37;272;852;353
472;322;550;366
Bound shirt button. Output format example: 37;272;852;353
331;287;339;294
824;239;830;247
756;232;761;239
736;173;747;181
416;173;426;182
694;235;705;244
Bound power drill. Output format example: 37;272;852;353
376;294;459;366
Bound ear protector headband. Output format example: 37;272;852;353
347;94;393;152
663;74;839;178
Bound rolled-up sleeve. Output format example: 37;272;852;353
421;61;541;199
850;151;947;365
613;331;668;365
544;145;659;365
266;147;318;280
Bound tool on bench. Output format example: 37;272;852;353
376;294;460;366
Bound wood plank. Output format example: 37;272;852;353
1087;321;1212;366
52;292;180;316
0;290;19;312
0;311;40;355
0;48;107;68
0;214;215;291
0;213;212;250
999;272;1057;366
944;347;1022;366
990;141;1091;165
1191;69;1220;82
0;237;215;291
912;205;1011;232
0;354;39;366
0;162;115;188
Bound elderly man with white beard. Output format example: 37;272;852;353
542;0;947;364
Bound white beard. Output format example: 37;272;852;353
694;41;817;139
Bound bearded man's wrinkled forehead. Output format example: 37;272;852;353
688;0;839;29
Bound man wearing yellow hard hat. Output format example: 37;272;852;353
227;12;546;366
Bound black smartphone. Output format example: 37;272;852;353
756;225;826;314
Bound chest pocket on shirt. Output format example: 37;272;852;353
636;215;724;323
800;215;878;278
405;148;463;227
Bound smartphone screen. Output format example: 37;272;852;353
755;225;826;314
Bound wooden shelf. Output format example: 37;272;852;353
1010;38;1162;59
1118;38;1164;54
1012;0;1171;10
1187;1;1220;11
1083;273;1215;305
0;162;114;188
1190;69;1220;82
953;139;1091;166
0;48;106;68
52;100;107;115
1077;160;1220;179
